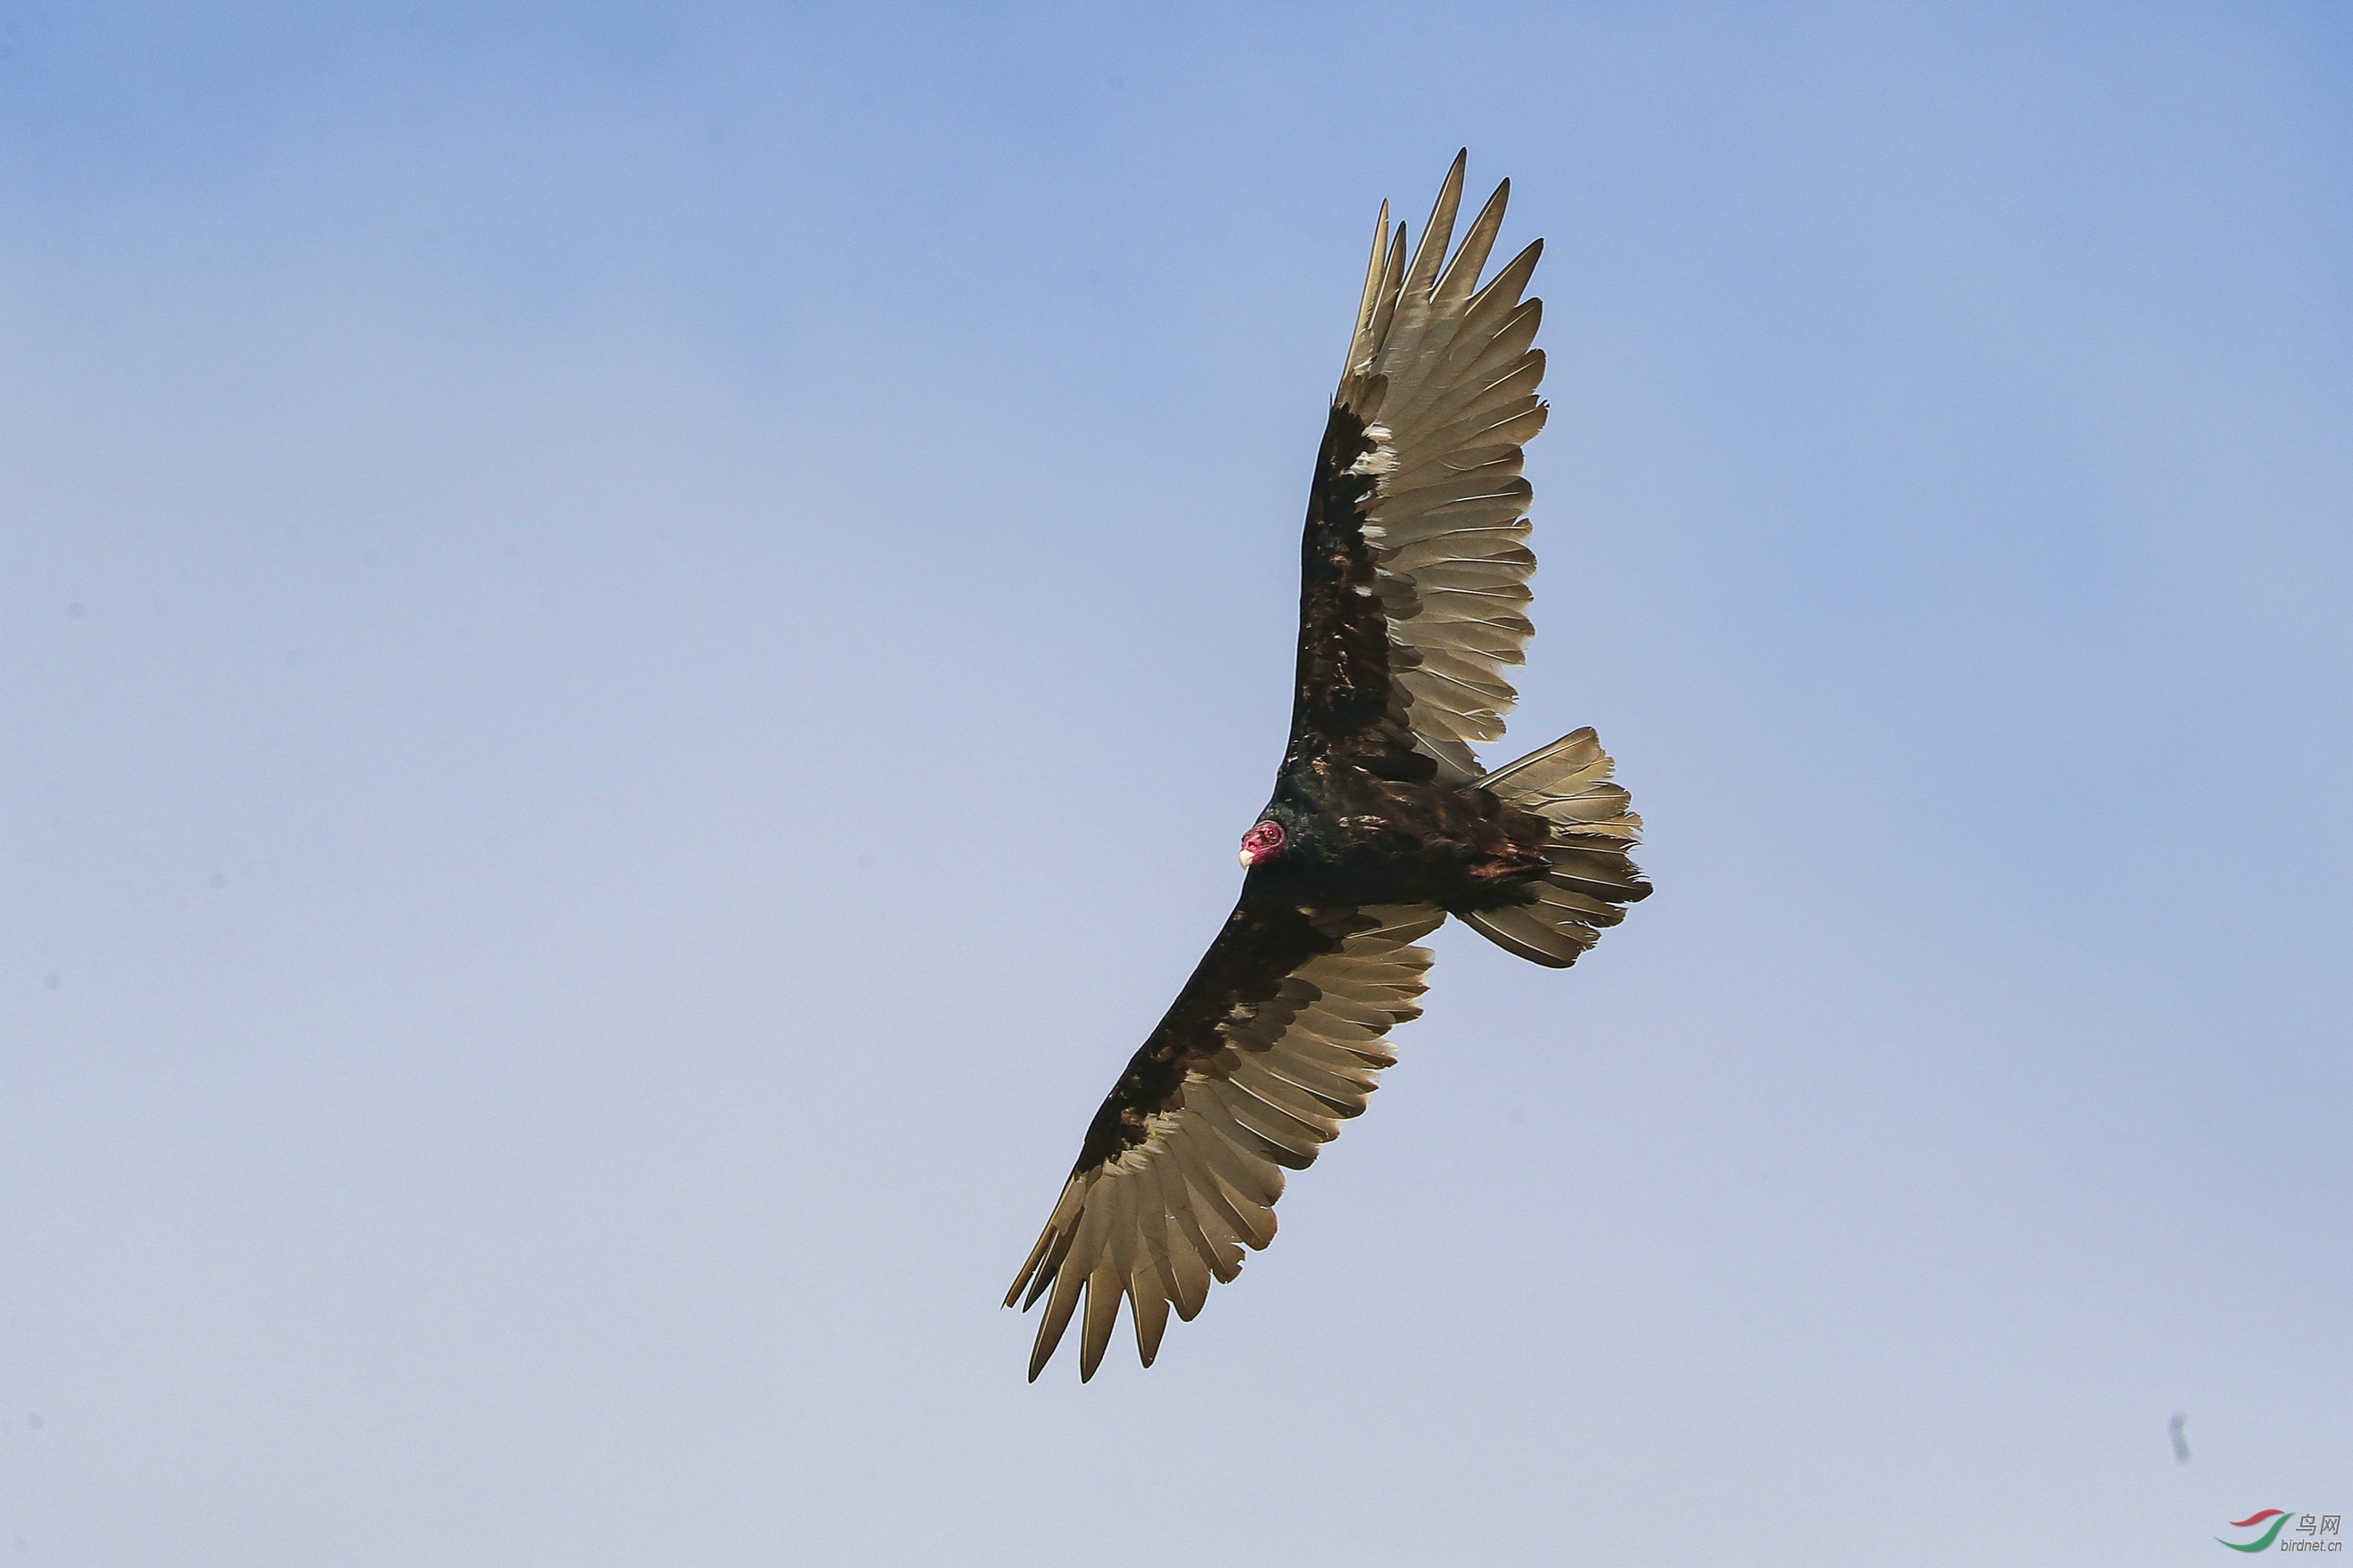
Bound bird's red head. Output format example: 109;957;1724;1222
1238;818;1287;868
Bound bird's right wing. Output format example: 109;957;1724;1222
1007;901;1443;1382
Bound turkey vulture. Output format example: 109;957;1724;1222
1008;153;1650;1380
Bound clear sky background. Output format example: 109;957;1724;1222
3;4;2349;1564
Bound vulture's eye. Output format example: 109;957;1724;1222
1238;820;1288;867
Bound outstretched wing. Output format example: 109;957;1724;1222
1292;152;1547;784
1007;902;1443;1381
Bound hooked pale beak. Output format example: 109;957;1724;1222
1238;846;1256;868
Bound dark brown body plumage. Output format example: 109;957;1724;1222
1266;398;1560;906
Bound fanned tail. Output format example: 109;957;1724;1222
1458;727;1650;967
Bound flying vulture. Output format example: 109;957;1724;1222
1008;153;1650;1380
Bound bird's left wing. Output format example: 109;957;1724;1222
1008;901;1443;1381
1291;152;1551;783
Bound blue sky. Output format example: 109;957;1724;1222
4;4;2349;1564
